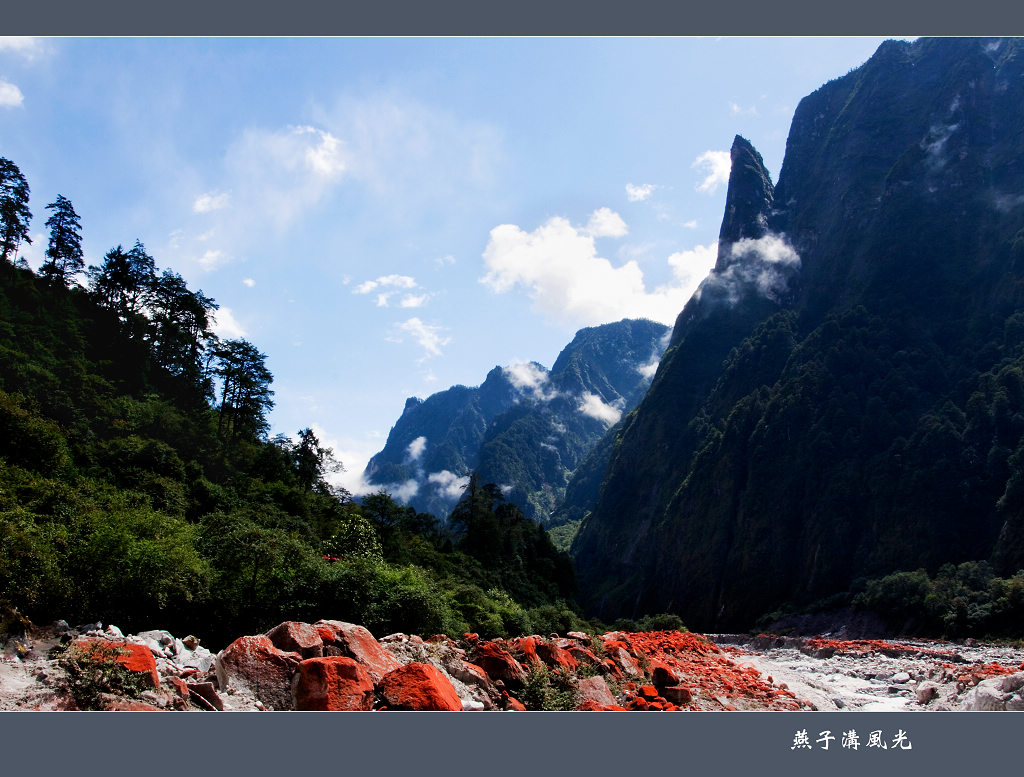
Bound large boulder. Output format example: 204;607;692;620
577;676;618;708
471;642;527;687
961;672;1024;711
377;663;462;711
313;620;402;682
215;634;302;711
265;621;324;659
72;637;160;688
293;657;374;711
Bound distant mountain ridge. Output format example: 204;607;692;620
364;318;669;522
572;37;1024;630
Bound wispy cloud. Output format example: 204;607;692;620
406;436;427;461
504;361;557;401
393;317;450;361
578;392;623;426
625;183;657;202
354;274;417;295
0;37;49;61
692;150;732;194
193;191;230;213
428;469;469;500
198;249;227;271
242;278;255;287
399;293;429;308
434;254;456;267
480;211;717;327
729;102;759;116
0;80;24;108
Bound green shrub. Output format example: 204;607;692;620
57;641;149;710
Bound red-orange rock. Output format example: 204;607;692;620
265;621;324;659
377;663;462;711
312;620;402;682
73;638;160;688
473;642;527;687
293;657;374;711
215;634;302;711
651;662;679;688
536;641;577;672
503;693;527;711
639;685;660;699
514;636;542;666
661;685;693;705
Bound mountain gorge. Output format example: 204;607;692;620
572;37;1024;631
363;318;668;522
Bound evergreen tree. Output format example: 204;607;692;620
148;269;218;390
212;338;274;445
87;240;157;325
40;194;84;286
0;157;32;264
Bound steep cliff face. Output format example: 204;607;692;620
573;37;1024;630
364;318;668;521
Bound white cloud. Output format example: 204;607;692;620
505;361;548;391
210;307;246;339
578;392;623;426
354;274;417;295
693;150;732;194
242;278;255;287
730;102;759;116
0;38;48;60
428;470;470;500
197;249;226;270
399;293;429;308
434;254;456;267
223;124;349;232
583;207;628;238
193;190;230;213
504;361;557;401
391;479;420;503
406;436;427;461
376;293;393;307
481;213;717;327
625;183;656;202
699;233;801;305
394;317;450;361
637;358;660;379
0;80;24;108
683;220;698;229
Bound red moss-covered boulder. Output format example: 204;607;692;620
293;657;375;711
472;642;527;687
215;634;302;710
577;700;628;711
651;662;679;688
73;638;160;688
265;621;324;659
377;663;462;711
502;692;527;711
661;685;693;705
514;636;541;666
313;620;402;682
536;641;577;673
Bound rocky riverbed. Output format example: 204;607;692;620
2;619;1023;711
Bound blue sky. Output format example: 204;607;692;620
0;36;898;494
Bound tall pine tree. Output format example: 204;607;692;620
0;157;32;265
40;194;84;286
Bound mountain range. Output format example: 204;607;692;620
363;318;669;522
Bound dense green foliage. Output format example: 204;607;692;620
0;159;585;647
852;563;1024;639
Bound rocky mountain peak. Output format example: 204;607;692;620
716;135;775;255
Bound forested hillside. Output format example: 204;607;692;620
0;158;583;647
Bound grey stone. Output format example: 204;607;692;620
916;681;940;704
